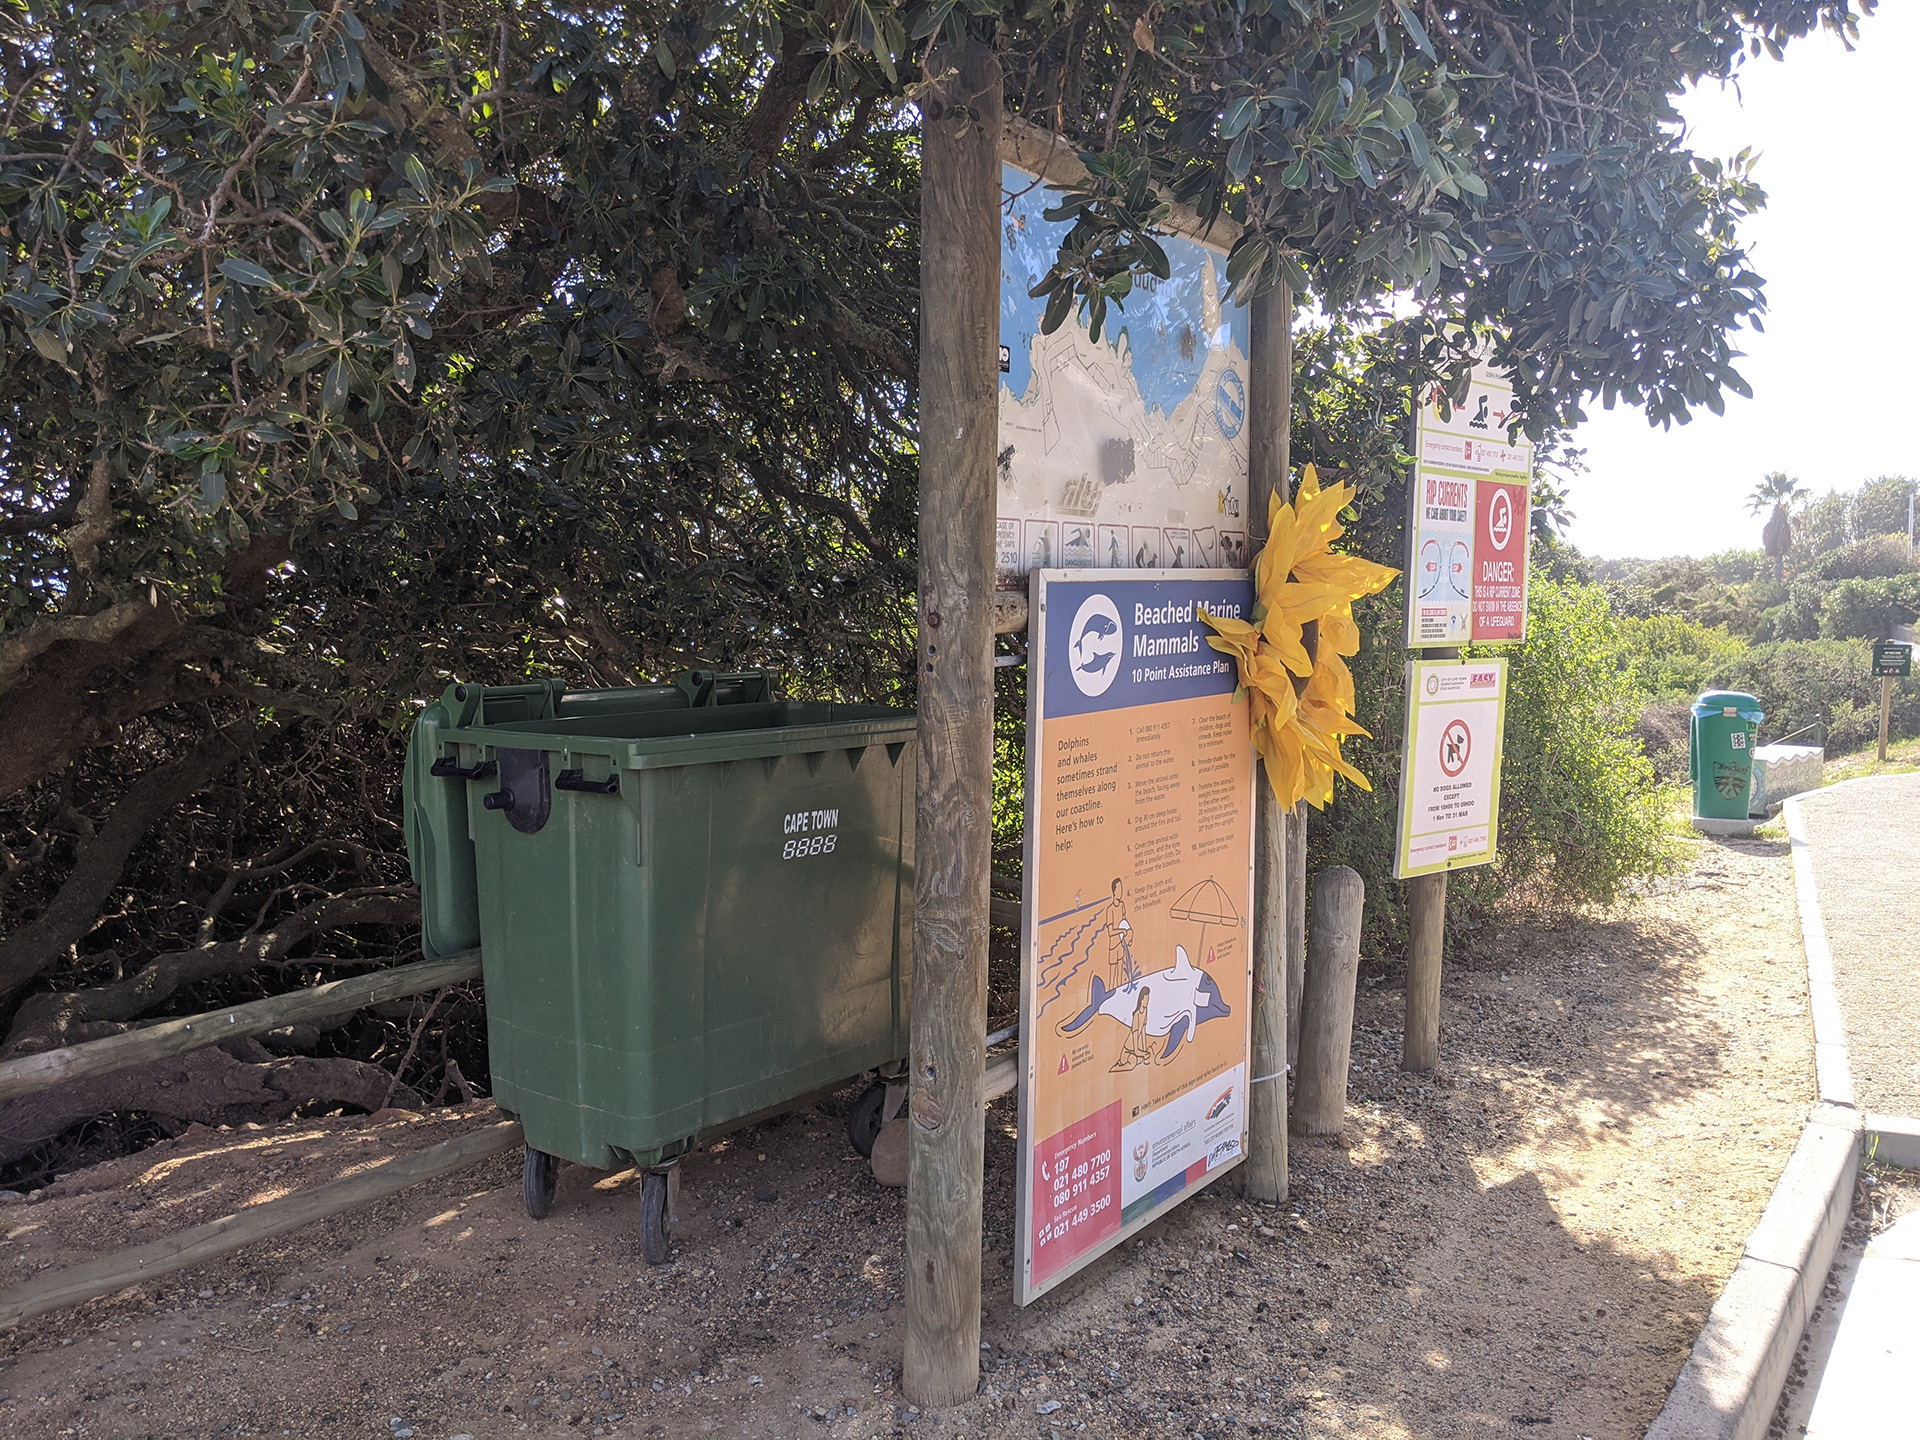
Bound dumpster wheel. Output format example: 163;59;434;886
847;1081;889;1159
640;1171;671;1265
523;1147;559;1220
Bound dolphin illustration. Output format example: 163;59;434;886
1076;650;1118;677
1075;613;1120;653
1057;946;1231;1061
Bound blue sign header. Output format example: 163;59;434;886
1040;572;1254;720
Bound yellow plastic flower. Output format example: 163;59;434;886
1201;464;1399;811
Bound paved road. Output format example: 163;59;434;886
1794;773;1920;1117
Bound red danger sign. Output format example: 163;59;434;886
1472;480;1529;642
1439;718;1472;778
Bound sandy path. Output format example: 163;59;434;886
1793;773;1920;1116
0;834;1811;1440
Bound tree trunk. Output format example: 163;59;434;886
0;1040;419;1167
0;719;254;1005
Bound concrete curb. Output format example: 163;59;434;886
1644;789;1899;1440
1864;1114;1920;1172
1785;797;1852;1108
1644;1105;1860;1440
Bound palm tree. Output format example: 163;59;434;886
1746;470;1808;516
1749;471;1807;583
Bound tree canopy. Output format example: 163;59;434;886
0;0;1879;1137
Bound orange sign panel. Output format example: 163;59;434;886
1017;569;1256;1304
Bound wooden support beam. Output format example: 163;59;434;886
905;36;1001;1410
0;1119;520;1330
1284;803;1307;1069
1292;867;1364;1135
1402;645;1457;1072
1402;871;1447;1071
0;952;482;1103
1243;283;1293;1203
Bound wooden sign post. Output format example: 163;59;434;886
1243;285;1294;1203
905;37;1001;1409
1872;640;1912;762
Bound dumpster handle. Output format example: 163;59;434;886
430;755;498;782
555;768;619;795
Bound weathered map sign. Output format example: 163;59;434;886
1018;568;1255;1304
1394;658;1510;878
1406;362;1533;648
996;163;1252;589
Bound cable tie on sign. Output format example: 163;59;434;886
1250;1066;1293;1085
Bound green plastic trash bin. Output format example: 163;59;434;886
1690;690;1764;821
405;672;915;1258
403;672;772;960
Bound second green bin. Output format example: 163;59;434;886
405;675;915;1180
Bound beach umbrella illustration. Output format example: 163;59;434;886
1170;878;1242;964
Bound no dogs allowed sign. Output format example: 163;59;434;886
1394;658;1510;878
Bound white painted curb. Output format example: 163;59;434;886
1646;789;1920;1440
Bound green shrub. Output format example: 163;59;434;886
1819;574;1920;641
1312;573;1675;958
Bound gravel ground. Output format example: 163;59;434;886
0;834;1813;1440
1793;773;1920;1116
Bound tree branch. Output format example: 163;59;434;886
3;886;420;1054
0;718;256;1005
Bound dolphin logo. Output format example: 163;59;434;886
1056;946;1231;1062
1066;594;1124;698
1074;613;1119;652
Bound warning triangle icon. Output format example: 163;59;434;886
1056;1055;1069;1075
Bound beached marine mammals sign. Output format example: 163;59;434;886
1018;568;1256;1304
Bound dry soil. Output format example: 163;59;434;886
0;832;1815;1440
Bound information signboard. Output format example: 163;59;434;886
996;163;1252;591
1018;568;1256;1305
1872;640;1912;678
1394;658;1510;878
1406;363;1533;647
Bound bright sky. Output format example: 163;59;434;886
1563;6;1920;560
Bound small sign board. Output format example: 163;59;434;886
1406;362;1533;648
1394;658;1510;878
1872;640;1912;678
1018;568;1256;1305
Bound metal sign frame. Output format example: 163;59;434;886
1016;566;1256;1306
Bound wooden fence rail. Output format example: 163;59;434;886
0;951;482;1103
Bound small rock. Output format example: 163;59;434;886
0;1192;21;1206
1037;1399;1063;1415
869;1119;909;1188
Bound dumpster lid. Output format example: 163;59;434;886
1692;690;1764;722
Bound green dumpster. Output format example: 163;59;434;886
404;672;914;1259
1690;690;1764;822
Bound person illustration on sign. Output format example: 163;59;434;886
1103;878;1133;988
1109;987;1154;1072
